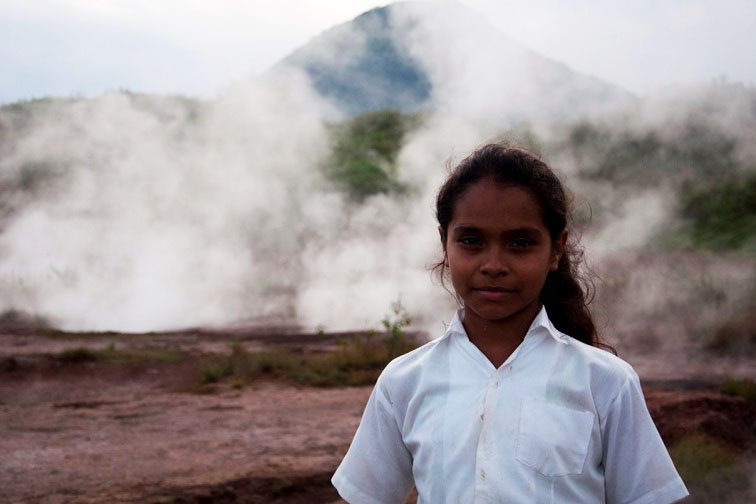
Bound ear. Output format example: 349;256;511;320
550;230;568;271
439;226;449;265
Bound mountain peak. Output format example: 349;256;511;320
277;3;433;116
275;1;635;122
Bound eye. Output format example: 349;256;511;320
509;238;533;248
458;236;483;247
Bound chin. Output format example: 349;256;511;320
471;307;520;322
467;301;533;322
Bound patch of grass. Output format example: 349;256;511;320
54;344;184;365
669;432;737;487
196;302;418;388
108;347;184;364
57;347;100;363
199;358;234;384
721;378;756;403
42;329;160;339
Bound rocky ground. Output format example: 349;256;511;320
1;326;754;503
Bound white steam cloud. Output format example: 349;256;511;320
0;72;336;331
1;2;754;367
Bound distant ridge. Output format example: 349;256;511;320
273;2;635;122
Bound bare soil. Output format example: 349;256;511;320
1;326;754;503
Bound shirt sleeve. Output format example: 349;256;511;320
602;373;689;504
332;378;414;504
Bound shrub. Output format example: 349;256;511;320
721;378;756;403
669;432;736;487
381;298;413;359
199;358;234;384
679;171;756;251
324;109;416;201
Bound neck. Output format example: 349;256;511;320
462;303;541;368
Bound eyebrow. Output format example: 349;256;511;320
451;225;544;236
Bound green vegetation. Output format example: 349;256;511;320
57;347;100;364
322;86;756;268
381;298;413;359
199;333;417;388
55;344;184;365
198;300;417;388
679;172;756;252
42;329;159;340
721;377;756;402
669;432;737;487
324;109;418;201
557;110;756;253
569;119;740;188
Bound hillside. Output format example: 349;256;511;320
275;2;636;121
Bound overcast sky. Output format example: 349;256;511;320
2;0;755;104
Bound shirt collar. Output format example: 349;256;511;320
444;305;567;344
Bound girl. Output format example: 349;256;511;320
332;144;688;503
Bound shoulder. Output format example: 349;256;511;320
565;335;636;380
536;307;637;399
374;333;451;403
555;331;640;410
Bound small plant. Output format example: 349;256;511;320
200;359;233;384
228;341;257;379
381;298;413;359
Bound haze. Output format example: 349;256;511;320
2;0;755;104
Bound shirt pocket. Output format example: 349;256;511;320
515;397;595;477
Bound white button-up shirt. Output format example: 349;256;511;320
332;307;688;503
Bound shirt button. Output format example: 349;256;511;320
480;469;486;479
494;380;500;388
479;413;485;422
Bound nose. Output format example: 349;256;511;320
480;247;509;276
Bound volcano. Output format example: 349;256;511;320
274;1;636;123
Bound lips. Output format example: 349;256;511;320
473;286;516;301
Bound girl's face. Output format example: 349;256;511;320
442;178;566;332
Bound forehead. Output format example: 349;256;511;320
450;180;546;230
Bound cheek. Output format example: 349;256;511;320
522;257;554;283
446;249;472;272
446;253;472;286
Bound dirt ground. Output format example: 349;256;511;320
1;327;754;503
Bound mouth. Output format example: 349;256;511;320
473;287;516;301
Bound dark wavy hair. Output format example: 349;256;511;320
434;143;613;351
